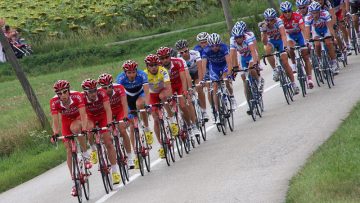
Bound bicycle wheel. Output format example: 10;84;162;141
246;81;256;121
297;59;307;97
135;130;145;176
121;145;130;181
72;154;83;203
103;147;113;191
141;130;151;172
193;100;202;145
350;21;358;55
164;119;176;162
279;69;291;105
322;54;332;89
160;120;171;166
97;145;110;193
252;81;262;118
82;167;90;200
113;136;127;185
218;93;227;135
174;112;184;158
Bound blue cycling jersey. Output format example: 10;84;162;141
194;44;208;57
116;70;148;96
202;43;229;68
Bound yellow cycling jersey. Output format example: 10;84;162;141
145;66;170;93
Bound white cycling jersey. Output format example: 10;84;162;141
177;50;201;74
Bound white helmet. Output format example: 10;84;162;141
196;32;209;42
207;33;222;45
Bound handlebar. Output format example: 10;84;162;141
57;133;86;140
308;36;333;42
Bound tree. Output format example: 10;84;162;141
220;0;234;33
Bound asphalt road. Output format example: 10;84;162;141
1;55;360;203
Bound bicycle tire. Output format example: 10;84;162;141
113;136;126;185
141;129;151;172
82;167;90;200
103;147;113;191
322;53;332;89
252;80;262;118
164;119;176;162
246;81;256;121
97;145;110;193
225;94;234;131
135;130;145;176
297;59;306;97
72;153;83;203
121;144;130;181
218;93;227;135
160;120;171;166
194;100;202;145
173;111;184;158
279;69;291;105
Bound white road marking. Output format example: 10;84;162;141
95;82;279;203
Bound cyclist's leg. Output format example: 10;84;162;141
69;118;86;152
151;110;161;143
115;111;132;155
209;65;221;113
136;92;149;129
287;34;297;71
194;74;206;111
62;119;75;176
351;4;360;35
297;34;313;82
276;39;295;82
265;41;276;69
159;88;173;117
337;9;350;47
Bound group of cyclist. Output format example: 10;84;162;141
49;0;360;197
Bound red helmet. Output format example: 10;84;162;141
81;78;98;90
53;80;70;92
122;60;138;72
144;54;160;65
156;47;171;57
98;73;113;86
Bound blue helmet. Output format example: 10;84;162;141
296;0;310;7
234;21;247;32
263;8;277;19
280;1;293;12
207;33;222;45
308;1;321;12
231;26;245;38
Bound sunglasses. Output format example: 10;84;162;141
159;55;170;60
101;85;113;90
283;10;292;14
265;18;275;22
56;89;68;96
211;44;221;48
298;6;306;10
200;41;207;44
147;63;158;67
179;49;189;55
86;89;97;94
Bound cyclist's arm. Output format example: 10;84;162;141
202;58;208;79
196;59;204;82
121;94;128;119
230;48;239;68
261;32;268;45
184;68;192;90
79;106;88;131
279;26;288;48
329;8;337;25
51;113;60;134
249;44;259;64
164;81;172;96
103;101;112;125
327;20;336;37
143;83;150;105
345;0;350;13
225;54;232;77
179;71;188;93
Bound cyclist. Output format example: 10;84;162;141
230;23;262;115
280;1;315;89
349;0;360;45
296;0;311;17
175;39;209;121
304;1;338;73
81;79;121;185
98;73;134;169
116;60;154;150
50;80;91;197
156;46;201;138
202;33;237;123
144;54;174;159
259;8;300;94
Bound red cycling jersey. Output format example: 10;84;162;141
50;91;85;120
167;57;185;88
108;84;126;115
82;89;109;117
280;12;304;35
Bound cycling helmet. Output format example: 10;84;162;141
53;80;70;92
175;39;189;50
207;33;222;45
156;47;172;57
263;8;277;19
196;32;209;42
296;0;310;7
231;26;245;38
98;73;113;86
122;60;138;72
280;1;293;12
144;54;160;64
308;1;321;12
234;21;247;32
81;78;98;91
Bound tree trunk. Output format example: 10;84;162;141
220;0;234;33
0;31;50;130
267;0;280;14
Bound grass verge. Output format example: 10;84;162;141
286;101;360;203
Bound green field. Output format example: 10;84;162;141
286;102;360;203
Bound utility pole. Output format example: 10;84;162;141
220;0;234;33
0;26;50;129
